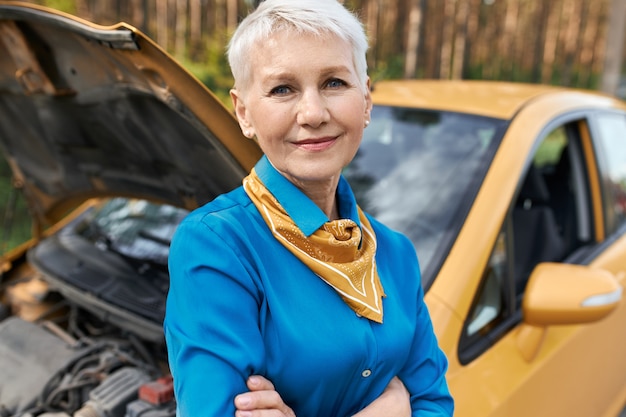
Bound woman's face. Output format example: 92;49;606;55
231;30;372;186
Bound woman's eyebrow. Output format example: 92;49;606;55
263;65;353;81
319;65;353;76
262;72;297;83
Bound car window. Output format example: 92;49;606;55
460;121;593;363
592;113;626;234
465;230;507;338
344;106;506;287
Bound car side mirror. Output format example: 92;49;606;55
523;262;621;326
516;262;622;362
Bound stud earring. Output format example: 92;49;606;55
364;120;370;127
244;130;251;137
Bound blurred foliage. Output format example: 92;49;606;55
0;160;32;253
180;37;235;109
40;0;77;14
370;54;406;84
533;127;567;168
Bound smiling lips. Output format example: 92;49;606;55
294;136;338;152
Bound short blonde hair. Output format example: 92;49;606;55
227;0;369;93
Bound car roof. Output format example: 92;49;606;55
370;79;623;120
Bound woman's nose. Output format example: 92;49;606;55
296;90;330;128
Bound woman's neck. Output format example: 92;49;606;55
293;177;340;221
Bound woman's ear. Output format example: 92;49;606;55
364;78;373;122
230;88;255;138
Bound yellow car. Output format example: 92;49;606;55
0;3;625;417
351;80;626;417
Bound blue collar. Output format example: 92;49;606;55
254;155;361;237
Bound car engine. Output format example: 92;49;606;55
0;199;182;417
0;281;175;417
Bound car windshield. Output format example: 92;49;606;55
76;197;189;267
344;105;507;288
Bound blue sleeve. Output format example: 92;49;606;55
401;283;455;416
164;218;265;417
390;234;454;416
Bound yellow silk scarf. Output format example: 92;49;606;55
243;168;385;323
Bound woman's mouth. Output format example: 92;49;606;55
294;136;337;152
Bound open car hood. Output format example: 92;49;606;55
0;2;262;227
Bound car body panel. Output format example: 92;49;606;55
370;79;621;119
0;1;262;229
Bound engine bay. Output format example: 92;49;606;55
0;198;182;417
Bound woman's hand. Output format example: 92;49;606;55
234;375;409;417
352;376;411;417
234;375;296;417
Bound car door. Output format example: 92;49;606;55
453;115;626;417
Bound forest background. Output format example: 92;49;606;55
2;0;626;250
15;0;626;102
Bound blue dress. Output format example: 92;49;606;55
164;155;453;417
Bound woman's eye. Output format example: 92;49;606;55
270;85;291;95
326;78;346;88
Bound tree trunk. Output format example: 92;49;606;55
403;0;422;78
531;2;550;83
541;0;561;84
75;0;91;22
227;0;238;33
156;0;168;49
451;0;469;79
559;0;582;85
480;1;501;79
439;0;455;79
423;1;440;78
214;0;226;38
189;0;202;49
365;0;380;73
601;0;626;94
464;0;481;79
579;0;603;88
175;0;188;60
502;0;520;80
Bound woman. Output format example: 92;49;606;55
164;1;454;416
